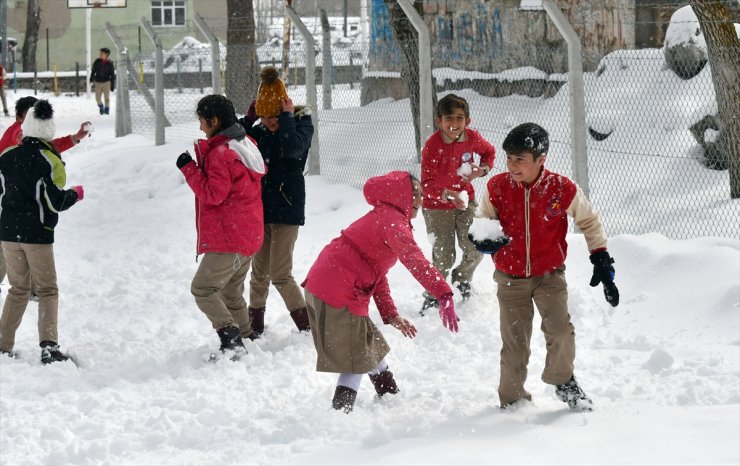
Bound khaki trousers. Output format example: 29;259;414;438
494;267;575;405
249;224;305;311
0;252;5;285
0;87;7;114
0;242;59;352
94;81;111;107
422;202;482;286
191;252;254;338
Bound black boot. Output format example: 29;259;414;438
216;325;245;352
420;295;439;316
332;386;357;413
555;375;593;411
249;307;265;337
290;307;310;332
40;341;69;365
98;103;104;115
369;369;399;397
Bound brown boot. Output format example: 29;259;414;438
249;307;265;337
368;369;399;397
289;307;310;332
332;385;357;413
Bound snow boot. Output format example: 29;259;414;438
455;281;472;300
40;341;69;365
289;307;310;332
248;307;265;337
104;106;110;115
332;386;357;413
98;103;104;115
368;368;399;397
216;325;246;352
555;375;593;411
419;295;439;316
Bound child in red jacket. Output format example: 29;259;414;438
420;93;495;312
176;95;266;359
475;122;620;411
302;171;459;413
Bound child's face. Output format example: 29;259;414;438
199;116;219;138
411;180;423;218
506;151;545;185
436;108;470;141
261;115;280;133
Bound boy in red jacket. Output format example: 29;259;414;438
475;123;620;411
176;95;266;359
302;171;459;413
420;94;495;312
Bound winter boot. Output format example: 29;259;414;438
368;368;399;397
40;341;69;365
419;295;439;316
104;106;110;115
98;103;104;115
555;375;593;411
248;307;265;337
332;386;357;413
455;281;472;300
289;307;311;332
216;325;246;352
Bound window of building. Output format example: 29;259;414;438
151;0;186;27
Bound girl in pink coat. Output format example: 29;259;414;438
302;171;459;412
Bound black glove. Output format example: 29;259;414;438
468;233;510;255
589;250;619;307
176;152;193;169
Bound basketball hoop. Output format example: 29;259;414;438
91;2;103;7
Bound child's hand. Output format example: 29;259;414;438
443;189;466;210
281;97;295;114
390;316;417;339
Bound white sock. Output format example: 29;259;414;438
367;358;388;376
337;373;363;392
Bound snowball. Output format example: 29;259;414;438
457;162;473;177
642;348;675;375
458;190;469;209
83;123;94;133
469;217;506;241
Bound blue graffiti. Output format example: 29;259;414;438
492;7;504;59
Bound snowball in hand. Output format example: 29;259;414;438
469;217;506;242
457;162;473;177
83;123;94;134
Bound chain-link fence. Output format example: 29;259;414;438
110;1;738;240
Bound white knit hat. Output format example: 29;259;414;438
21;99;56;141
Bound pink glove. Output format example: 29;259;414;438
72;185;84;201
438;293;458;333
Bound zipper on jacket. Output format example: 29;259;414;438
525;187;531;277
193;142;203;257
279;183;293;206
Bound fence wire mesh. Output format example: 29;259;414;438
109;2;738;240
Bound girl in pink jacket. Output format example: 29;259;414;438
302;171;458;412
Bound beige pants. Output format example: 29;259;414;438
0;87;7;114
494;267;575;405
0;252;5;285
305;290;390;373
191;252;254;338
94;81;111;107
422;202;482;286
249;224;305;311
0;242;59;352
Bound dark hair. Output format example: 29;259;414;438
409;172;421;194
196;95;237;130
436;93;469;118
502;123;549;159
100;47;110;55
15;96;39;118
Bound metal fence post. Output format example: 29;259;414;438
140;18;165;146
104;22;133;137
397;0;434;160
286;5;320;176
193;12;222;95
542;0;589;198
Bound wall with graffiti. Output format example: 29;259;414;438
369;0;634;74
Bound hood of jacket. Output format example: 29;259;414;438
363;171;414;220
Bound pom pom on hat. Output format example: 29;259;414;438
21;99;56;141
255;66;289;118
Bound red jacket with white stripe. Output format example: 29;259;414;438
302;171;452;323
180;131;266;257
0;120;75;155
480;169;607;277
421;129;496;209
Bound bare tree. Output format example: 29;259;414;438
22;0;41;72
282;0;292;83
690;0;740;198
384;0;437;159
226;0;259;111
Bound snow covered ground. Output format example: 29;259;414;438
0;86;738;466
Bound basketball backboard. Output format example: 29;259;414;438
67;0;127;8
